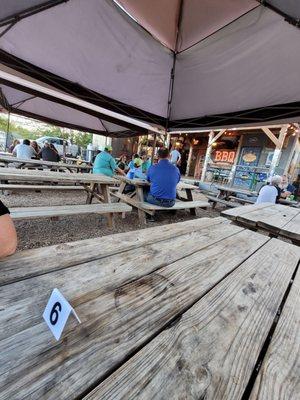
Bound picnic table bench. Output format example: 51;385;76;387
215;184;258;200
0;168;124;227
0;155;91;173
205;184;258;209
222;203;300;245
113;176;209;223
0;216;299;399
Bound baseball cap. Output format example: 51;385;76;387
133;158;142;167
104;145;113;152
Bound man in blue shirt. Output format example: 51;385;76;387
146;147;180;207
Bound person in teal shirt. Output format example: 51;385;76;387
140;151;151;173
93;145;125;176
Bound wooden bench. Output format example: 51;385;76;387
10;203;132;221
113;191;209;217
229;196;255;205
0;184;83;191
206;195;238;209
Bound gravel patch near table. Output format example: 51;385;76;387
2;189;220;251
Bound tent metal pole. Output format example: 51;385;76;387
165;0;184;131
5;111;10;151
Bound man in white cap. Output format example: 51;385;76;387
256;175;282;204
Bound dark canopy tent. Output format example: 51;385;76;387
0;0;300;135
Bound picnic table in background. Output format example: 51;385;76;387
1;217;299;399
0;168;128;226
222;202;300;245
215;184;257;200
205;184;258;209
113;176;209;223
0;155;92;173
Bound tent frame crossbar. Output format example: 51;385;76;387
260;1;300;28
0;1;69;28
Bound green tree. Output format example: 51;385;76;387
0;114;93;148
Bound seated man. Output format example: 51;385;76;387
256;175;282;204
0;200;17;258
39;141;60;162
140;151;151;173
13;139;37;159
93;145;125;176
146;147;180;207
280;174;296;199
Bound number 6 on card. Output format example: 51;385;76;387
43;288;81;341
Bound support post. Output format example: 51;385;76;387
185;145;193;177
200;131;215;182
287;135;300;178
166;133;171;149
269;125;288;176
228;134;243;186
284;128;299;175
151;134;157;163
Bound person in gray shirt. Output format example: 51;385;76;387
13;139;37;159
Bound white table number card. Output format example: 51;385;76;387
43;288;81;341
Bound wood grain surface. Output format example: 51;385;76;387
10;203;132;220
85;239;299;400
0;217;227;286
249;266;300;400
0;226;267;399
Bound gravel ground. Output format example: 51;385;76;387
2;189;220;251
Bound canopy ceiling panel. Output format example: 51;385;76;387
171;7;300;120
267;0;300;19
0;0;300;132
77;0;259;52
0;84;146;137
0;0;48;22
0;0;172;118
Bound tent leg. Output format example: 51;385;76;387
5;112;10;151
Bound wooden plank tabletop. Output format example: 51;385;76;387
116;176;198;190
216;184;258;196
1;219;299;399
222;203;300;242
0;217;227;286
0;155;91;170
0;167;116;185
249;266;300;400
86;239;299;400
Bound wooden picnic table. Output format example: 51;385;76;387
215;184;258;200
1;217;299;399
0;155;92;172
114;176;208;223
1;165;115;202
0;168;124;226
221;202;300;245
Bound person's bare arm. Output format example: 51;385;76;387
115;167;126;176
0;214;17;258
